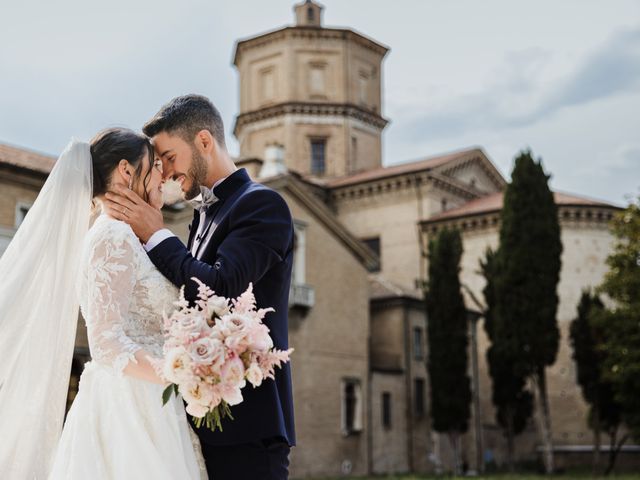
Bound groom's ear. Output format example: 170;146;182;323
195;130;215;155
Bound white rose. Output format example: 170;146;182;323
246;362;264;388
162;179;185;205
185;400;209;418
207;295;230;318
163;347;193;384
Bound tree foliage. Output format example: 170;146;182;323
497;150;562;374
570;290;624;473
482;248;533;471
487;150;563;473
596;196;640;439
426;228;471;435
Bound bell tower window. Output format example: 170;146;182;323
309;63;327;98
310;138;326;176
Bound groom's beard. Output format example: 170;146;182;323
184;148;209;201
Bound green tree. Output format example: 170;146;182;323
425;228;471;475
570;291;624;475
497;150;562;473
482;248;533;472
596;195;640;444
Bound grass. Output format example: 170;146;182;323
307;475;640;480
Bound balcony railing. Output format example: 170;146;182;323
289;283;315;309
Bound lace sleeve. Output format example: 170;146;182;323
85;223;142;375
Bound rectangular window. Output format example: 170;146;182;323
361;236;381;272
350;136;358;173
15;202;31;228
310;139;326;176
309;63;326;97
413;327;424;360
414;378;425;417
342;379;363;435
382;392;392;429
260;67;275;104
359;71;369;105
290;220;316;309
292;220;307;285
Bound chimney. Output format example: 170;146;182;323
294;0;323;27
259;144;287;179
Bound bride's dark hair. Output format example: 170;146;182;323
89;128;154;201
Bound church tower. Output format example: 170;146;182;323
232;0;389;178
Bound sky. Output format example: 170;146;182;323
1;0;638;205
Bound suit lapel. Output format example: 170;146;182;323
186;209;200;251
194;182;253;260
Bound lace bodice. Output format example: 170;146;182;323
79;215;178;374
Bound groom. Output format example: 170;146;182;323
104;94;295;480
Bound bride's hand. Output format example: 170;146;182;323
104;184;165;243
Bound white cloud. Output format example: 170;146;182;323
0;0;638;205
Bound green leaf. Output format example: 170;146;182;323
162;384;175;406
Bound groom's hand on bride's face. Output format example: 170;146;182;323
104;185;165;243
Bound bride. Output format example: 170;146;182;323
0;128;206;479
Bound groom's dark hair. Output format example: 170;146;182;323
143;94;226;148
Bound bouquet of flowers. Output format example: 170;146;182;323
158;277;293;431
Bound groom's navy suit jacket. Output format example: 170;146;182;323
148;168;296;447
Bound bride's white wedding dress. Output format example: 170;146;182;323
49;215;206;479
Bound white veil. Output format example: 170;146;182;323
0;139;93;479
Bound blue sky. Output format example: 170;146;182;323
1;0;638;204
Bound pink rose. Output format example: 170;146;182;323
246;323;273;352
220;356;246;390
180;382;218;417
218;383;243;406
188;337;224;370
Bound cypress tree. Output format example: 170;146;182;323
426;228;471;475
482;248;533;472
570;290;624;475
497;150;562;473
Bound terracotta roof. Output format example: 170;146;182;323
321;147;485;188
426;191;619;223
0;143;56;174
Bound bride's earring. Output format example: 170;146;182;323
128;172;133;190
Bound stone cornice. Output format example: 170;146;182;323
434;154;507;191
420;205;620;236
233;102;388;136
429;171;488;198
329;171;481;204
233;25;389;66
